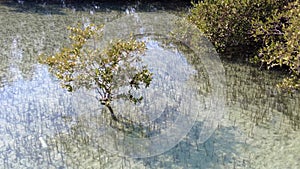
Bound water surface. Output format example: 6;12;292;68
0;1;299;168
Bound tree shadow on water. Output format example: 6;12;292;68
45;108;251;169
138;121;250;169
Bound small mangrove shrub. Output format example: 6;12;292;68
39;23;153;121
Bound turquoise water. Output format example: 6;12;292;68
0;1;299;168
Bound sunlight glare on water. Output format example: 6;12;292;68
0;1;299;168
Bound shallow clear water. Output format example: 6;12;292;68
0;1;299;168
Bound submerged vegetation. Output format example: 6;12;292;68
0;1;300;168
39;23;152;122
189;0;300;91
